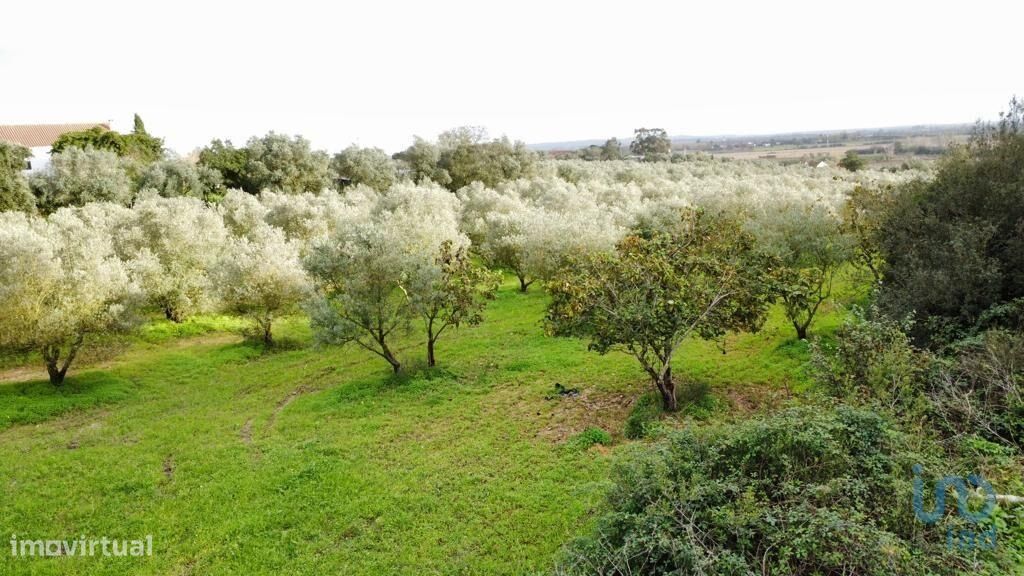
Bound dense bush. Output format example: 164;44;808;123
0;141;34;212
810;309;933;419
878;98;1024;345
930;330;1024;452
553;405;996;576
565;427;613;451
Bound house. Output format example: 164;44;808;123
0;123;110;172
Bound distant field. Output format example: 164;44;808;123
698;133;969;163
0;270;865;575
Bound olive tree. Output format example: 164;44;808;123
305;182;468;372
841;185;892;284
29;147;134;213
211;225;309;345
0;210;141;385
218;189;270;238
407;240;500;367
547;210;774;411
460;182;622;292
305;222;412;372
753;200;851;339
135;158;223;200
117;195;228;322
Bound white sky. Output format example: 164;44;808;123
1;0;1019;154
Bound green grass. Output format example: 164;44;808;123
0;274;859;575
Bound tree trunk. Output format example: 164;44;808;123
794;322;808;340
45;358;66;386
41;337;82;386
517;274;532;293
262;321;274;347
426;317;437;367
379;338;401;374
658;366;677;412
164;306;183;323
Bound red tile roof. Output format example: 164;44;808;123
0;123;111;148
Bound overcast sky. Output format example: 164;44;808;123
1;0;1019;154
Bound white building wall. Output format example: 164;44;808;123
24;146;52;173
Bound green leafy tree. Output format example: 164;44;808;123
198;139;248;191
136;158;224;201
547;210;774;411
577;144;603;161
439;134;537;191
123;114;164;163
408;240;500;367
330;145;397;191
756;201;852;339
51;126;126;156
842;185;893;283
394;136;450;186
397;128;537;191
601;137;622;160
839;149;867;171
629;128;671;162
0;141;35;212
240;133;332;194
51;115;163;163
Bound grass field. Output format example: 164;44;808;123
0;272;863;575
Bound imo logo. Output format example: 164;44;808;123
912;464;998;550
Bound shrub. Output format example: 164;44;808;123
930;330;1024;452
566;427;613;451
810;308;933;419
0;141;34;213
553;405;997;576
623;392;663;440
877;98;1024;345
839;150;867;171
